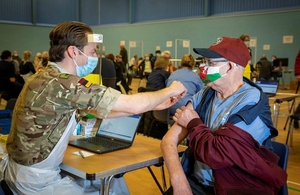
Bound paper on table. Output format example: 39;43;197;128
73;150;94;158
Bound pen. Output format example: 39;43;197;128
79;150;85;159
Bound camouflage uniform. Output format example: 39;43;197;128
6;63;121;166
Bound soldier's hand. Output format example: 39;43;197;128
168;81;187;100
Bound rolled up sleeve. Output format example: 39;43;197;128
94;87;121;118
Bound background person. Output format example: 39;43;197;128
161;37;286;195
161;50;175;73
12;51;21;63
146;56;170;90
115;54;131;93
19;50;36;82
256;54;273;80
33;52;42;70
9;54;24;84
119;43;128;67
139;54;152;80
119;43;132;86
128;54;138;77
0;50;23;100
4;21;186;195
271;55;282;81
293;50;300;128
151;50;161;66
36;51;49;70
166;54;203;117
239;34;255;80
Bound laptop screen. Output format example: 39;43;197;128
256;80;278;94
96;114;141;142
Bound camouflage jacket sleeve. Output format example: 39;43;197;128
26;65;121;118
51;72;121;118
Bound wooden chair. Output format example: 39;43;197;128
116;81;127;94
0;92;10;106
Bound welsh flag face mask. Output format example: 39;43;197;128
199;63;227;84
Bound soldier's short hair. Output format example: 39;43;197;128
49;21;93;62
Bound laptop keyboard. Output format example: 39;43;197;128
84;137;127;148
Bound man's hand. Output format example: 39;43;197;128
153;96;179;110
168;81;187;99
153;81;186;110
173;106;200;128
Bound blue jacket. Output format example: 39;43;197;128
195;77;277;148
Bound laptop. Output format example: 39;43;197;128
256;80;279;97
69;114;141;154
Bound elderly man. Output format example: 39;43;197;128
119;43;128;66
161;37;287;195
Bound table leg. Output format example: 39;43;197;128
105;175;114;195
101;178;106;195
160;165;167;191
273;102;281;128
290;125;294;147
147;166;164;193
283;99;296;130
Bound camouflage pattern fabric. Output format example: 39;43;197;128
6;64;121;166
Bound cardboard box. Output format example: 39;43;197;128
290;80;298;91
80;118;97;137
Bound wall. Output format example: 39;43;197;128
0;9;299;81
0;24;52;56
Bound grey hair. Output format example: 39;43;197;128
161;50;171;56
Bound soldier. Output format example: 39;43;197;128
4;21;186;195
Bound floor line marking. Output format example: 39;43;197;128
288;180;300;186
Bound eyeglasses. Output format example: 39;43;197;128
199;59;229;67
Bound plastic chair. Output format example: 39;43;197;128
102;77;117;89
4;98;17;118
271;141;289;195
148;109;169;139
286;114;300;147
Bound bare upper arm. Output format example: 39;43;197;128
186;102;194;110
163;104;194;145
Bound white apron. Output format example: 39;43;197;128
3;112;129;195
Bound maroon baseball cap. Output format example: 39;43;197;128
193;37;251;67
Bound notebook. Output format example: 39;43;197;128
69;114;141;154
256;80;279;97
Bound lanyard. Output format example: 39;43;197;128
205;90;250;131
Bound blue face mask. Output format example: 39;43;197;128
73;48;98;77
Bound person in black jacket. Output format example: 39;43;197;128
256;54;273;80
0;50;23;100
19;50;36;82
